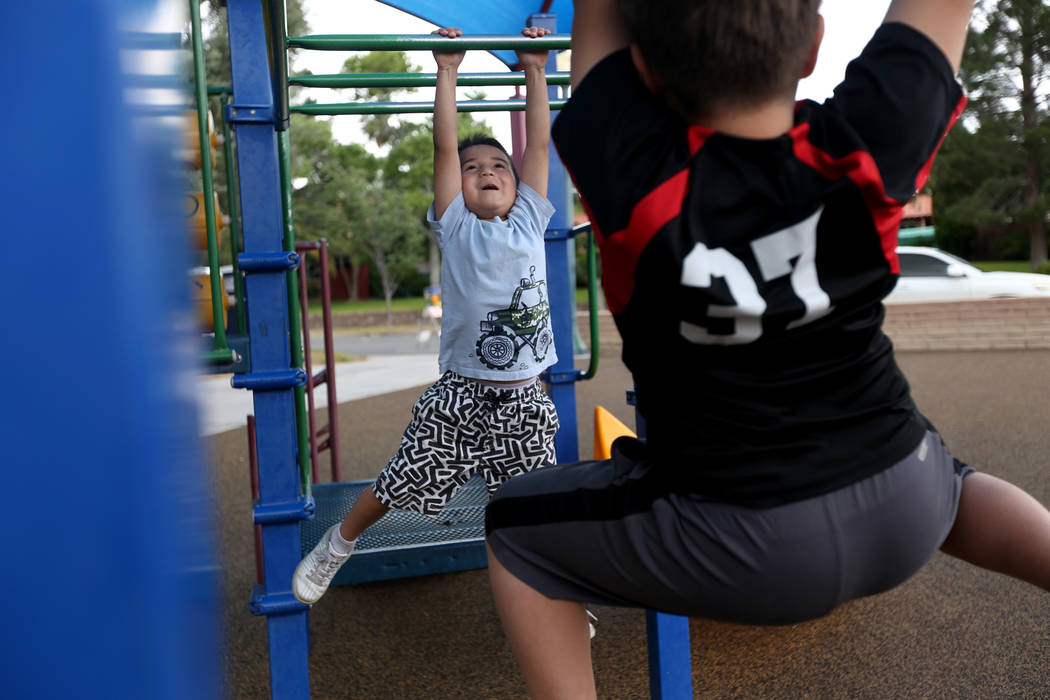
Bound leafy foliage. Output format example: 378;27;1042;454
932;0;1050;265
195;4;503;318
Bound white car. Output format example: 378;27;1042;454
885;246;1050;304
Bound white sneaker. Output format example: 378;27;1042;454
292;525;351;605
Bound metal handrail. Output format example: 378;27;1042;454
287;33;571;52
292;98;566;116
189;0;233;362
290;71;570;89
574;222;601;381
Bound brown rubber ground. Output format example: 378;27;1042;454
211;299;1050;699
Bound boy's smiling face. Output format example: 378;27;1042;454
460;144;517;221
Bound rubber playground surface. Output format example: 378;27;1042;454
209;300;1050;699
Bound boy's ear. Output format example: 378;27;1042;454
801;14;825;79
629;44;663;95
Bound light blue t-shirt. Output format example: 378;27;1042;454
426;182;558;381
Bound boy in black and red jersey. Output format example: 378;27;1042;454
484;1;1050;696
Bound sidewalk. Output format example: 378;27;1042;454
195;353;439;436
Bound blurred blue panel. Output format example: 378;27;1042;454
377;0;575;65
0;1;221;699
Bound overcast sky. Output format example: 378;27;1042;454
294;0;894;149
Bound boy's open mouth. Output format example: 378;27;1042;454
482;184;499;190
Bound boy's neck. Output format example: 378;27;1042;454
698;98;796;140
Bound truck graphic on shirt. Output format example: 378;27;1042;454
475;266;553;370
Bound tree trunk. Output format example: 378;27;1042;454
333;255;354;302
372;247;396;326
349;260;361;301
1020;1;1048;266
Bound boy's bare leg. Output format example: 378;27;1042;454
339;485;390;542
486;544;597;700
940;472;1050;592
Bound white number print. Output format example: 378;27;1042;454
679;206;832;345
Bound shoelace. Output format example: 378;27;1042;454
306;550;344;585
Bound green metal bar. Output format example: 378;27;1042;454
220;93;247;335
189;0;229;352
290;71;570;89
267;0;291;130
208;85;233;95
278;130;313;495
287;33;571;52
202;347;240;365
898;225;936;244
576;224;601;381
292;98;566;116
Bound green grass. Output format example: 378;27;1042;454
310;349;363;364
308;287;601;316
307;297;427;315
972;261;1041;273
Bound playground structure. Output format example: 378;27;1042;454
9;3;1050;700
3;3;223;699
196;1;694;697
0;1;683;697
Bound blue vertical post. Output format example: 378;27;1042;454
646;612;694;698
3;4;221;699
226;1;312;698
630;398;694;698
531;12;579;463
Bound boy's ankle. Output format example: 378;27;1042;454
329;527;357;556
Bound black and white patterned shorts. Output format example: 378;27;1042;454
372;371;559;516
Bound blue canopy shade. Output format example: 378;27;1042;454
377;0;574;66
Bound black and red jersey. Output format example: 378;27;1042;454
552;23;966;506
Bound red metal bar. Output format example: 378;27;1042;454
295;241;321;484
247;414;264;586
318;239;342;482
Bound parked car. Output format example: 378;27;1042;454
190;264;237;297
885;246;1050;304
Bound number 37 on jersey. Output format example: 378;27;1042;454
679;207;833;345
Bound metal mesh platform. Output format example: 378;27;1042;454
301;475;488;585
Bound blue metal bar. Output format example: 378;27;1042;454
646;612;695;698
226;0;310;697
250;586;310;616
629;393;695;698
253;496;315;525
238;251;300;272
231;369;307;391
226;103;277;124
533;12;580;464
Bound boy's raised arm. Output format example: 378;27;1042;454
432;27;465;220
884;0;975;73
569;0;631;89
517;26;552;198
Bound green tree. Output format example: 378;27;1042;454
340;52;422;147
934;0;1050;266
384;109;495;287
289;114;379;302
190;0;309;264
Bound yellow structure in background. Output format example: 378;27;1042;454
186;190;226;250
192;272;226;331
593;405;635;459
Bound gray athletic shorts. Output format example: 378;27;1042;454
373;372;558;516
486;430;973;625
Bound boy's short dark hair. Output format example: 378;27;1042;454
617;0;821;120
458;134;519;184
